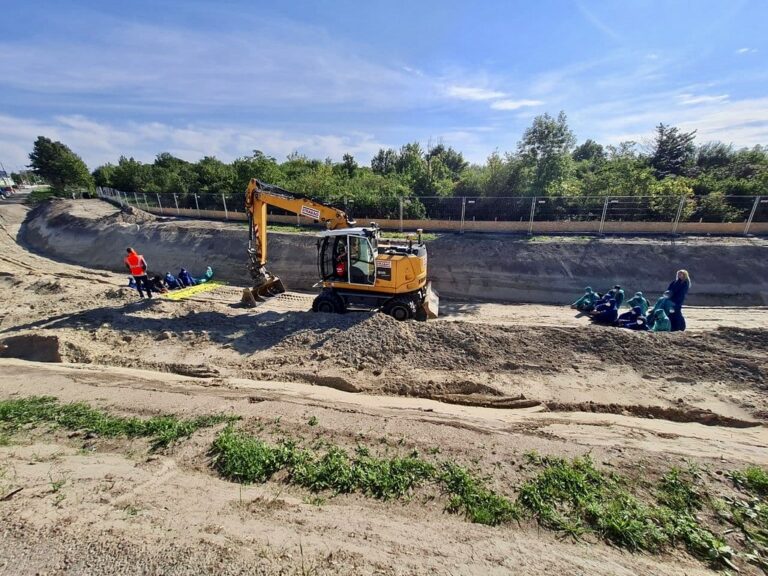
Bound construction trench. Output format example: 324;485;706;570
1;197;767;576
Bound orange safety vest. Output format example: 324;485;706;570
125;252;146;276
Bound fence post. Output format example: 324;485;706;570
143;194;149;211
194;194;200;217
528;196;536;235
156;193;163;215
460;197;466;235
672;196;686;234
744;196;761;235
132;192;139;207
399;198;404;233
173;194;179;215
598;196;610;235
222;194;228;220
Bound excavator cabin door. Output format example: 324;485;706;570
318;234;377;286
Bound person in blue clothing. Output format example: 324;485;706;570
178;268;197;288
571;287;599;312
589;298;618;324
667;270;691;332
164;271;181;289
616;305;644;327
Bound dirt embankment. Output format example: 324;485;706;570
22;199;768;305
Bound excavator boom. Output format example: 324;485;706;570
242;179;354;304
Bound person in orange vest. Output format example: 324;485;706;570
124;247;152;299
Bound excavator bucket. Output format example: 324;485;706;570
241;275;286;307
422;282;439;319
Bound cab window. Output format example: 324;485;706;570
348;236;376;285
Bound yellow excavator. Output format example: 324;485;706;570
242;178;438;320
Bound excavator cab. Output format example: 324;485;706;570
318;230;378;286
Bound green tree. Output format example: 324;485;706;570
92;164;116;188
232;151;283;192
371;148;398;175
518;111;576;195
572;139;605;162
110;156;151;192
650;123;696;178
28;136;94;192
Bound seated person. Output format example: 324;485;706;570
178;268;197;287
651;309;671;332
164;272;182;289
149;274;168;294
590;298;618;324
571;287;599;312
616;305;643;326
626;291;650;315
621;315;649;331
334;247;348;279
612;285;625;308
647;291;675;328
196;266;214;284
593;291;616;313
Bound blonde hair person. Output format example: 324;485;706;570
677;269;691;285
667;269;691;331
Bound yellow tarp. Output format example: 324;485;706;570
163;281;225;301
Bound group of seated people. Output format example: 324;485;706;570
570;285;673;332
128;266;214;294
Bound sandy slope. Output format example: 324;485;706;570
1;201;768;575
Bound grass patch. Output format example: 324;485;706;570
0;396;235;449
728;466;768;498
517;454;733;567
439;462;519;525
210;426;512;525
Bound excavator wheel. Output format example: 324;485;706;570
382;296;417;321
312;291;346;314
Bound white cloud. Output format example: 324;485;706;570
0;114;390;170
445;86;507;101
678;93;730;105
490;99;543;111
736;47;758;54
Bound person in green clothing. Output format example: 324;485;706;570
196;266;214;284
647;291;675;328
626;291;650;315
651;308;671;332
611;285;625;308
571;287;599;311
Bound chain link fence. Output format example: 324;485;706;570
96;188;768;236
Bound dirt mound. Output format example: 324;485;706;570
271;314;768;387
0;334;63;362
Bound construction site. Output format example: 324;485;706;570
1;190;767;576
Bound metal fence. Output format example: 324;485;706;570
95;188;767;236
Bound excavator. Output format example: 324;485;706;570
242;179;439;320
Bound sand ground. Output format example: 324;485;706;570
1;200;767;575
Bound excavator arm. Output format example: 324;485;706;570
242;179;354;304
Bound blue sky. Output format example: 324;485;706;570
1;0;766;171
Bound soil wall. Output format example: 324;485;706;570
22;199;768;305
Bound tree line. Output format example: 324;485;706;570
23;112;768;221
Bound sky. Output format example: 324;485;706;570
1;0;767;172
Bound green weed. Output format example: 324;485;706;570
439;462;520;526
0;396;235;449
728;466;768;498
